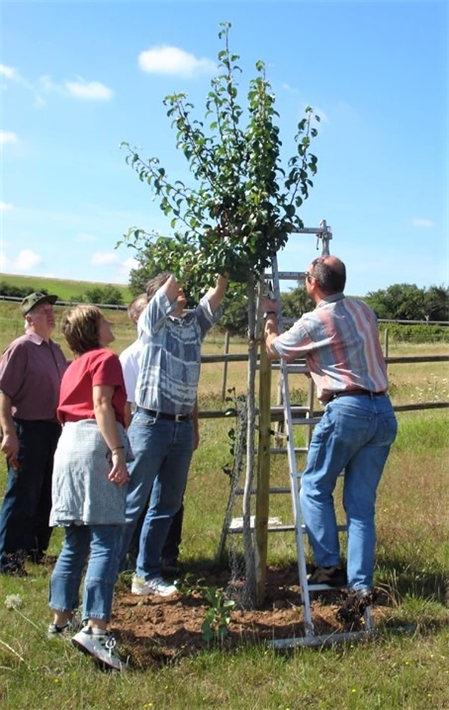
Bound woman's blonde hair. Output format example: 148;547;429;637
61;304;104;356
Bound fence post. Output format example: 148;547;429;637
255;340;271;606
384;328;389;363
221;331;230;400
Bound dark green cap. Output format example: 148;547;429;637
20;292;58;316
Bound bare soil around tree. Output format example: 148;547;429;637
113;565;391;670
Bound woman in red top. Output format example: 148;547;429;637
48;305;131;672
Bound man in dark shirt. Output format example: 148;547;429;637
0;293;68;574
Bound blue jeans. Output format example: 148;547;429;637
300;394;398;590
49;523;122;621
0;419;61;571
119;411;193;579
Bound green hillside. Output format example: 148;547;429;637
0;273;133;303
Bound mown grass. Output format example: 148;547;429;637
1;289;449;709
1;405;448;709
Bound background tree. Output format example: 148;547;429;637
365;284;449;322
71;285;124;306
281;282;315;321
120;22;320;604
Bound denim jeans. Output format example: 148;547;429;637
119;411;193;579
49;523;122;621
300;394;398;590
0;419;61;571
128;502;184;565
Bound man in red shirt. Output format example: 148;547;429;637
0;292;68;574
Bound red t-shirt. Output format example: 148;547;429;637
58;349;126;427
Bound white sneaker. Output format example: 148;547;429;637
131;574;177;597
72;627;125;671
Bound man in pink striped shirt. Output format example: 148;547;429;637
261;255;398;622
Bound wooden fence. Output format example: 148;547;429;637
197;352;449;419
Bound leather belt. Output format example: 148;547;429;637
136;406;191;422
332;389;386;400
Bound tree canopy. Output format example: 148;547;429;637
364;283;449;322
120;21;320;300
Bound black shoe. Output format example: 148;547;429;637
161;557;183;575
0;553;28;576
336;587;376;623
307;565;347;588
29;551;57;565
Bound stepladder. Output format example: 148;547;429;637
217;221;333;560
267;252;375;646
217;221;375;645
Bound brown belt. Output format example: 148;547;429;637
332;389;386;400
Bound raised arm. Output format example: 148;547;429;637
162;275;183;304
205;274;229;315
259;296;281;359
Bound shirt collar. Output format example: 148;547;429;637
317;292;345;308
26;329;47;345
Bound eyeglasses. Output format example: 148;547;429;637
304;272;313;281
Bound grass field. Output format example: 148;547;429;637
0;282;448;709
0;273;132;305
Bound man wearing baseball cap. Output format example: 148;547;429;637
0;293;68;574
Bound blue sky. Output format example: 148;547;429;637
1;0;448;296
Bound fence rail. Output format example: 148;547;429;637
197;352;449;419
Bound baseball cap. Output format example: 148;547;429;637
20;292;58;316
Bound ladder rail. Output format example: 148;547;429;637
271;255;315;635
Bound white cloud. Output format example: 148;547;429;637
75;232;98;243
0;201;16;211
119;256;139;278
282;82;299;95
0;130;19;145
0;64;19;80
39;74;114;101
15;249;43;271
0;251;10;271
38;75;59;94
1;67;113;104
65;78;114;101
1;65;45;105
91;252;120;265
411;218;436;228
138;45;216;78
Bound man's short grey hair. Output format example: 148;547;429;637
127;293;148;323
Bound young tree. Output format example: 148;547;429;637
120;22;320;604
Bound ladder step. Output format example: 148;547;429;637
228;519;296;534
307;582;347;592
234;486;292;495
270;406;310;414
270;447;309;454
271;363;309;374
291;417;322;426
227;517;347;535
264;271;305;280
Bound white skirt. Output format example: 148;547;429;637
50;419;132;526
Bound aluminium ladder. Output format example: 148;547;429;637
267;252;375;647
217;222;332;556
218;221;374;644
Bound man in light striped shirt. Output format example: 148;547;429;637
121;271;228;597
261;255;397;622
